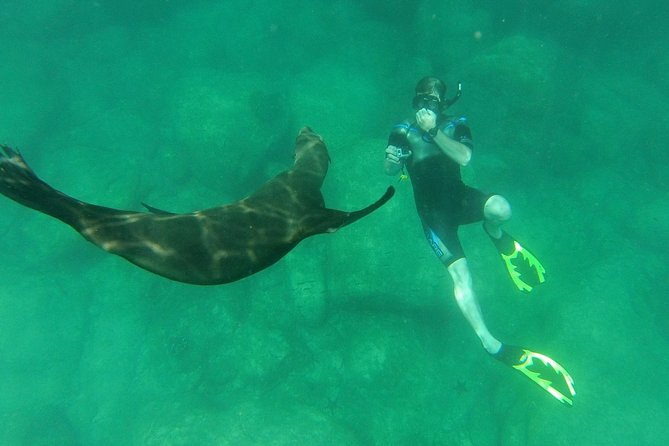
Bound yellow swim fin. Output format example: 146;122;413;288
494;344;576;407
491;231;546;293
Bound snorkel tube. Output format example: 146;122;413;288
444;81;462;107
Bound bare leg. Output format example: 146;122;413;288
483;194;511;239
447;258;501;354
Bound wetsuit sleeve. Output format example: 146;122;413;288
387;121;411;150
453;123;473;150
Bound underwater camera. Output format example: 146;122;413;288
395;147;412;160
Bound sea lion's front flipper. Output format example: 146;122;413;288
141;202;176;215
302;186;395;236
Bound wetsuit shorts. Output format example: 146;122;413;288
419;185;493;266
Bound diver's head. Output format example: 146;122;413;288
412;76;447;114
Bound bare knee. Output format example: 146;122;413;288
484;195;511;223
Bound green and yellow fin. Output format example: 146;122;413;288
492;232;546;293
494;344;576;407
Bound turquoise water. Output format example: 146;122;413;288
1;1;667;444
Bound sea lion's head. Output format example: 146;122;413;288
293;127;329;178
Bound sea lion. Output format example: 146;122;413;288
0;127;394;284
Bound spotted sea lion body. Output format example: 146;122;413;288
0;127;394;284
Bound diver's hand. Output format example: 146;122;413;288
416;108;437;132
385;145;402;164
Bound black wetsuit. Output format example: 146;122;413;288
388;116;491;265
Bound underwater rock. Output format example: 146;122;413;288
137;400;359;446
166;72;274;202
465;34;559;116
290;64;384;145
21;406;80;446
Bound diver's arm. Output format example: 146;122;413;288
431;130;471;166
416;108;471;166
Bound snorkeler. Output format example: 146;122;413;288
383;76;575;406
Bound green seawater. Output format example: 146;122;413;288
0;1;667;444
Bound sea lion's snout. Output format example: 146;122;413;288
297;126;323;143
293;126;329;171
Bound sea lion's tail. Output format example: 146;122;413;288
0;145;90;230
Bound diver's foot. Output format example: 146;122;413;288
483;220;503;240
483;339;503;355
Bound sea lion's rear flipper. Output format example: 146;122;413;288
302;186;395;236
0;145;136;232
0;145;88;228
